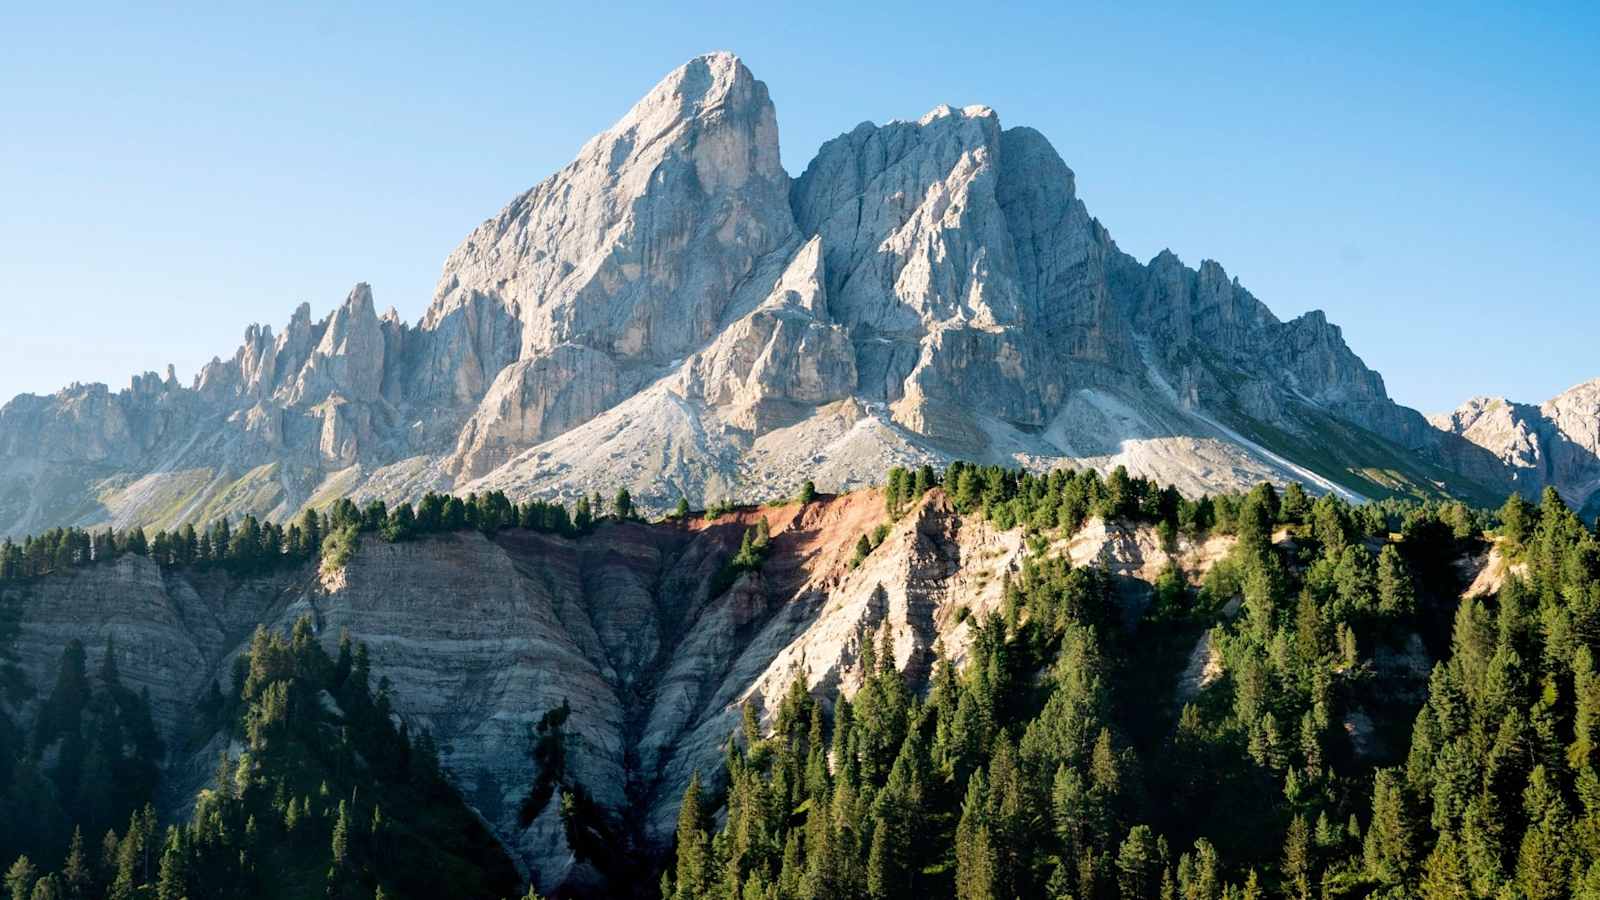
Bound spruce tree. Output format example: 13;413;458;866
5;857;37;900
60;828;90;900
1115;825;1161;900
1364;768;1417;885
155;828;185;900
673;773;709;900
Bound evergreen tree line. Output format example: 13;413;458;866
0;637;162;890
664;477;1554;900
0;464;1525;900
0;463;1498;586
0;486;652;583
3;617;532;900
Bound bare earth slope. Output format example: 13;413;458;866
2;490;1232;892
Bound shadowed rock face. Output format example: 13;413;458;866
0;52;1523;539
3;490;1219;892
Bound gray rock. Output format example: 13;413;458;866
2;490;1241;892
0;51;1528;539
1432;379;1600;512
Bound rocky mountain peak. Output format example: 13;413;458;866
290;282;386;405
1431;381;1600;515
0;52;1541;539
420;51;791;345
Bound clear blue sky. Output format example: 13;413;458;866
2;2;1595;413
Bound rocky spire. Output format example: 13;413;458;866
420;51;795;364
0;51;1537;538
428;52;803;474
291;283;386;405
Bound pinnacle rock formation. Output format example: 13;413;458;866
0;52;1526;539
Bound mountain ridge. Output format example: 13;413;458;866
0;51;1525;538
1430;378;1600;517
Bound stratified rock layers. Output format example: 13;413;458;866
9;490;1153;889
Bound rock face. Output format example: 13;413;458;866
0;51;1524;540
1431;380;1600;515
1;491;1213;892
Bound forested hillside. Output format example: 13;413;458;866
1;615;522;899
667;482;1600;900
2;466;1596;898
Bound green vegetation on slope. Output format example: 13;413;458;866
1;618;525;900
5;463;1593;899
668;477;1600;900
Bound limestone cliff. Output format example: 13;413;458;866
1431;379;1600;516
0;52;1520;540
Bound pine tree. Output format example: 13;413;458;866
1178;839;1221;900
1116;825;1161;900
955;771;995;900
1377;544;1415;617
851;534;872;568
1281;815;1311;900
866;815;897;900
155;827;186;900
5;857;37;900
61;828;90;900
1241;869;1262;900
332;800;352;868
1420;832;1472;900
27;875;62;900
1280;482;1310;523
1574;648;1600;772
885;467;906;517
1364;768;1417;885
673;773;710;900
1517;765;1573;900
956;824;998;900
1500;492;1537;553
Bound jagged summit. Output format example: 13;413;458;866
1432;379;1600;515
0;53;1526;537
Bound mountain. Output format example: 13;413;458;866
5;466;1532;898
0;486;1198;891
0;52;1514;540
1430;379;1600;518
